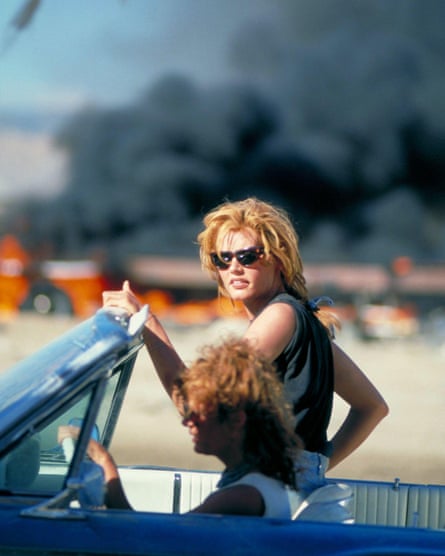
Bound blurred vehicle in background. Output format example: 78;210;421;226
355;298;419;340
0;235;239;324
0;235;107;320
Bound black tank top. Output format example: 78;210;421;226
267;293;334;455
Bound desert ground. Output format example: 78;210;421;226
1;313;444;486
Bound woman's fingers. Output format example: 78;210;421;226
102;280;141;314
57;425;80;444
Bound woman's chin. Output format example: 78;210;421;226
193;443;209;456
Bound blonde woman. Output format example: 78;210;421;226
103;197;388;493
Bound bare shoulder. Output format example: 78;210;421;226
245;301;297;360
259;299;296;320
249;301;296;333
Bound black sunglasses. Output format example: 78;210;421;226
210;247;264;269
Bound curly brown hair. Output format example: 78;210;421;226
172;336;302;487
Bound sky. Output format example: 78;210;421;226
0;0;278;201
0;0;276;122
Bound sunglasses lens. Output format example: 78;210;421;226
210;253;229;269
237;251;259;265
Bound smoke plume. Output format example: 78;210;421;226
9;1;445;269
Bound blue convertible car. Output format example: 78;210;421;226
0;307;444;555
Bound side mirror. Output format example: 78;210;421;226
63;418;104;508
67;461;105;509
21;461;105;519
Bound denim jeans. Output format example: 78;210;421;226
294;450;329;495
293;450;354;523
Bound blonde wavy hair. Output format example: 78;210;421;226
173;336;301;487
197;197;339;333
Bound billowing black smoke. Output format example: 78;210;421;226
10;1;445;268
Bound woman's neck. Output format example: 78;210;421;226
243;287;286;321
218;461;255;488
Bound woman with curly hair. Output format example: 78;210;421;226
103;197;388;494
60;337;303;517
172;336;302;516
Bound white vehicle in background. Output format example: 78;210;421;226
355;298;420;340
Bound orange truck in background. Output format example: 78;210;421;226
0;234;239;325
0;234;241;325
0;234;107;320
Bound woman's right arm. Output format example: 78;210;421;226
102;280;186;397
